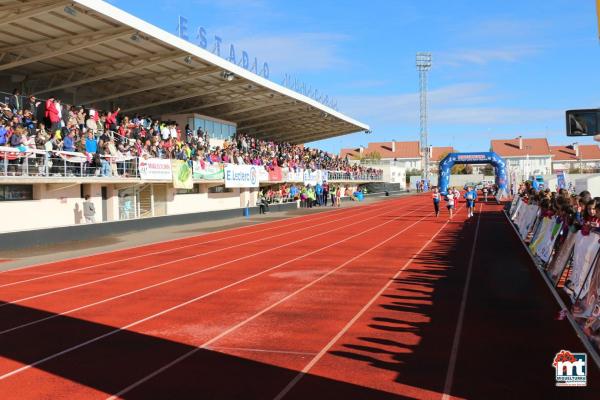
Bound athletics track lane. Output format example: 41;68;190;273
0;197;598;399
0;195;423;397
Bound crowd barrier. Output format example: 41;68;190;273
0;147;383;184
507;197;600;361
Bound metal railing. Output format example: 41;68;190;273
0;147;383;182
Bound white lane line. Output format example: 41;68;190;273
208;347;318;357
105;207;435;400
0;198;407;308
0;203;429;381
0;198;369;286
0;199;415;335
272;207;465;400
441;203;483;400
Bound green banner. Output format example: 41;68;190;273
172;160;193;189
192;161;224;180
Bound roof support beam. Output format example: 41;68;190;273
122;80;249;113
0;28;132;72
234;105;302;123
79;66;220;104
169;95;260;115
291;128;355;144
221;99;298;117
34;51;184;95
0;1;70;26
239;113;314;130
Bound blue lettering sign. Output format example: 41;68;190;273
196;26;207;49
228;44;237;64
213;36;222;56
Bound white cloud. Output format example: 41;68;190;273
233;33;350;73
436;47;541;66
337;83;560;126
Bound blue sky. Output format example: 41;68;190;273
109;0;600;154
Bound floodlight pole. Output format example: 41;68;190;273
416;52;432;182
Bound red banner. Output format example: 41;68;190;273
268;166;282;181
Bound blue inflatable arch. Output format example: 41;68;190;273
438;152;507;195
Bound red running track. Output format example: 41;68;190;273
0;194;598;399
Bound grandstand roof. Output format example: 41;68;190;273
0;0;368;144
550;144;600;161
490;137;551;157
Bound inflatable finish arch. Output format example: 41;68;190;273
438;152;507;194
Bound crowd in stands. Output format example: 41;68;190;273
0;89;382;180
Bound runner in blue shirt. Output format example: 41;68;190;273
464;186;478;218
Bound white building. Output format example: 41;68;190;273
340;141;454;174
491;137;552;181
550;143;600;172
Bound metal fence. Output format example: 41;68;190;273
0;147;383;182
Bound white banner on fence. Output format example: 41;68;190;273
303;169;322;186
285;168;304;182
138;158;172;180
224;164;259;188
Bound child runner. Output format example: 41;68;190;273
482;186;489;202
432;187;441;217
464;186;478;218
446;189;455;219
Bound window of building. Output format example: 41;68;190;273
208;185;233;194
0;185;33;201
176;184;200;194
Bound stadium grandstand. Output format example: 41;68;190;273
0;0;383;232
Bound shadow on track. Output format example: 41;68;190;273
328;204;600;399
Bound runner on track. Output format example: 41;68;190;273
446;188;456;219
432;187;441;217
464;186;478;218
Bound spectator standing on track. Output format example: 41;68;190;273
335;185;342;207
322;180;329;206
464;186;477;218
315;182;323;206
482;186;489;202
432;187;441;217
83;194;96;223
446;189;456;219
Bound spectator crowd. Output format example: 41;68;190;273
0;90;382;180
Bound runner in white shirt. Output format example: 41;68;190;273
446;189;456;219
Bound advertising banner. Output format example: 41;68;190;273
171;160;193;189
224;164;259;188
285;168;304;182
138;157;172;180
255;166;269;182
303;169;322;186
192;161;224;180
557;171;566;190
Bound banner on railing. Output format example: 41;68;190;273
268;166;283;182
192;161;224;180
138;158;172;180
285;168;303;182
171;160;193;189
509;197;600;353
303;169;323;186
55;150;88;164
224;164;259;188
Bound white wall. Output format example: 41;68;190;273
167;185;242;215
